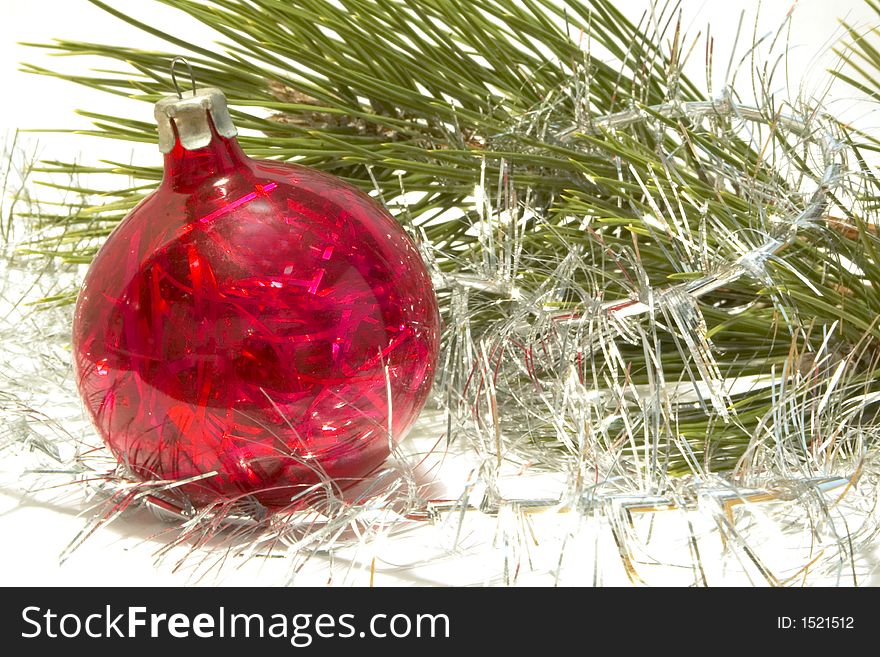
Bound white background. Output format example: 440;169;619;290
1;0;878;586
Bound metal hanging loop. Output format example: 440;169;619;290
170;57;197;99
155;61;237;153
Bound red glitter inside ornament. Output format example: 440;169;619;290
72;120;440;507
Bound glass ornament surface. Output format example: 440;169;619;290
72;122;440;507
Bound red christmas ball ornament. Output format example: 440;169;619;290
72;79;440;508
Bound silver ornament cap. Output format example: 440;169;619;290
154;86;237;153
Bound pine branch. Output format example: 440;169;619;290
16;0;880;474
